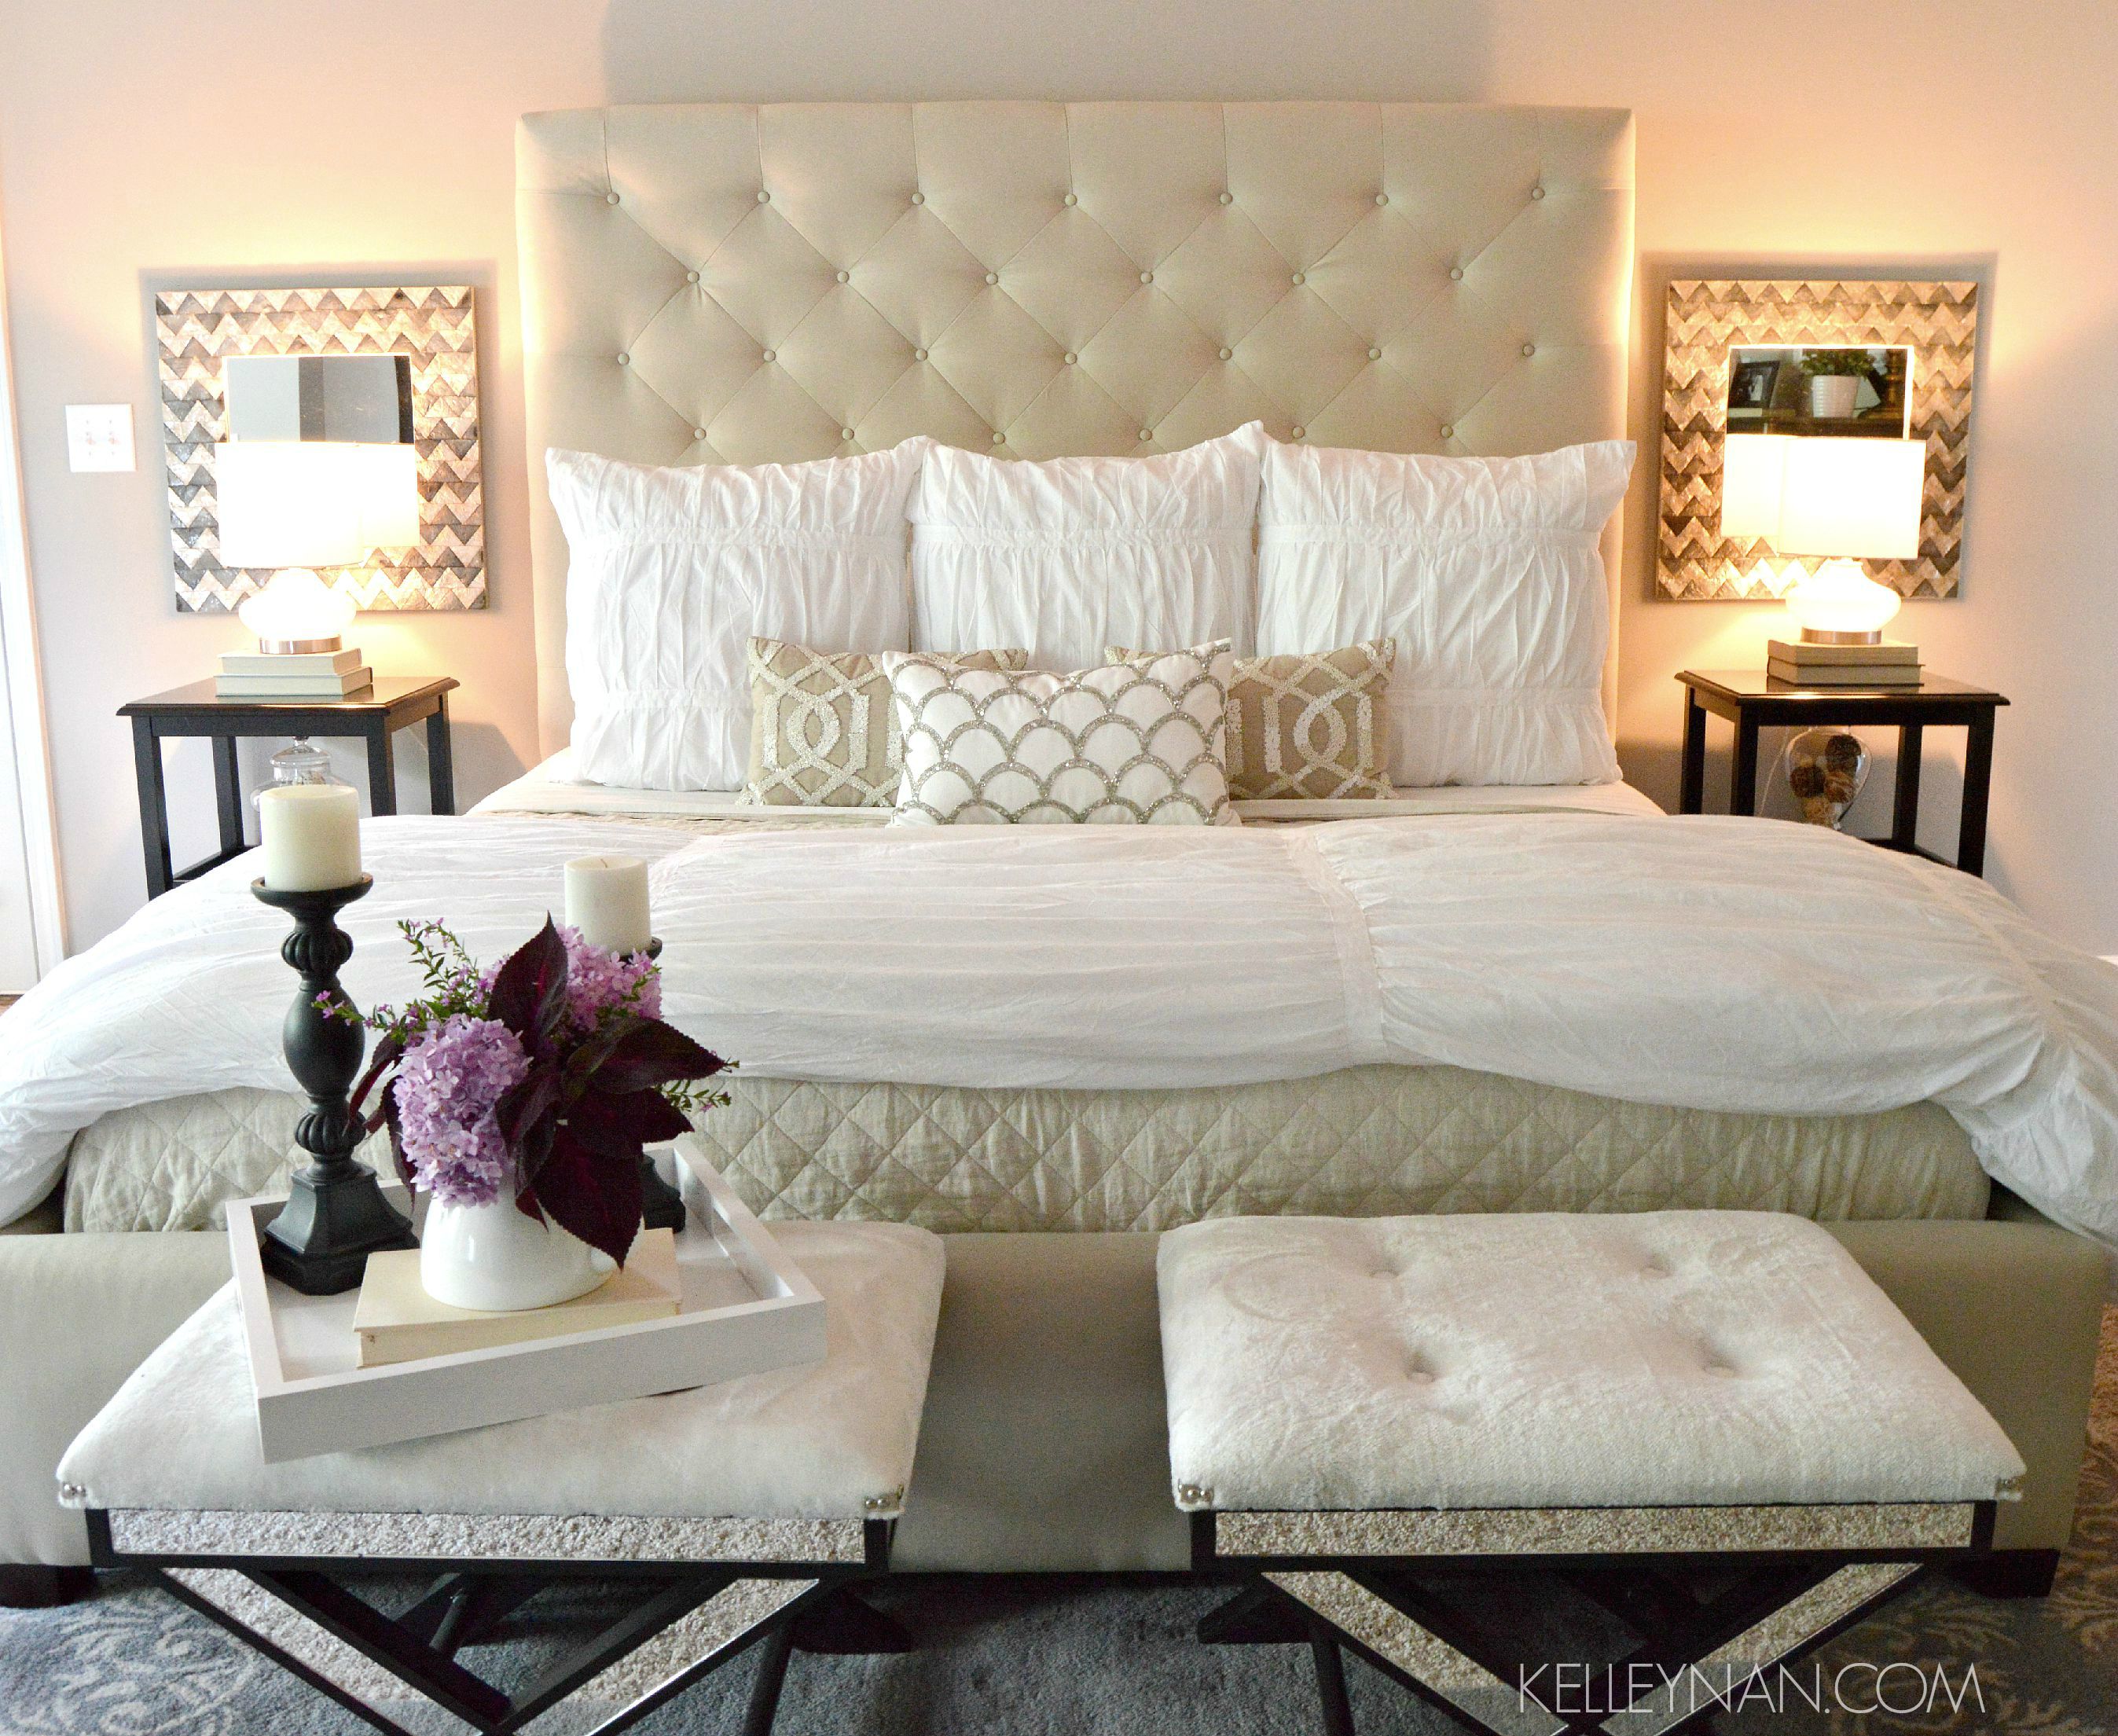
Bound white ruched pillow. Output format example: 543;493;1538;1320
549;441;927;791
910;424;1266;673
1255;439;1635;787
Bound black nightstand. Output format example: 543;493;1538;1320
1676;670;2007;875
119;676;460;897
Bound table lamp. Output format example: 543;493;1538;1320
1721;431;1926;683
213;353;420;700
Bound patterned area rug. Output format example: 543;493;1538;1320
2;1310;2111;1736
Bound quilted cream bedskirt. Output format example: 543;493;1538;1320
64;1066;1988;1235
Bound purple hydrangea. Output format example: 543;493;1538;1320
557;926;662;1029
391;1015;532;1207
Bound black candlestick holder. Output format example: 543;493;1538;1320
632;936;687;1234
252;875;417;1294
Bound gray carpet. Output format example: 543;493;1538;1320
5;1312;2112;1735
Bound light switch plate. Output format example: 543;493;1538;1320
65;404;135;473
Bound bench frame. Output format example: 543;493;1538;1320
1192;1501;1999;1736
86;1507;902;1736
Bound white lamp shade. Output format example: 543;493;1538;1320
1719;435;1793;541
1774;437;1925;560
215;440;421;569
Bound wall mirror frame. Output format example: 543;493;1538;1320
155;284;483;613
1656;278;1978;601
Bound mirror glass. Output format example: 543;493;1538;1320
1725;344;1911;439
222;354;413;444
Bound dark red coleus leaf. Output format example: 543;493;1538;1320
565;1084;694;1155
487;919;571;1054
381;1077;412;1190
591;1019;726;1095
351;1031;405;1121
519;1123;643;1267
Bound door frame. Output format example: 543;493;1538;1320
0;196;68;977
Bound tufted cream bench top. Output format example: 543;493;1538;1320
517;101;1635;752
1158;1209;2024;1518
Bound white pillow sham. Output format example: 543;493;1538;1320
1254;439;1634;787
882;647;1237;826
549;441;927;791
910;424;1266;672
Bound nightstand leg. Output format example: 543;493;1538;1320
1892;723;1925;853
1959;712;1996;877
425;698;456;816
1731;720;1760;817
130;718;173;897
211;735;245;855
1679;690;1706;815
366;725;398;817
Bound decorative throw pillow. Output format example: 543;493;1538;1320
909;424;1266;671
548;440;927;791
1109;640;1395;800
1254;438;1633;787
744;640;1029;808
881;648;1237;826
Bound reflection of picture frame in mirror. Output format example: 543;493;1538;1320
1727;357;1782;419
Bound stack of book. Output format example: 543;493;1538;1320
1765;638;1922;688
216;646;373;699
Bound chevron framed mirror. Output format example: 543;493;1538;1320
1657;279;1977;602
154;285;483;612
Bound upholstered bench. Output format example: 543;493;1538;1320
56;1220;945;1736
1159;1210;2025;1736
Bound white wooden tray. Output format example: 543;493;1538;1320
227;1137;824;1463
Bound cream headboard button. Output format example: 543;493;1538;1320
762;349;776;362
1140;271;1153;284
1440;423;1455;439
1374;193;1389;205
1291;272;1305;286
756;190;771;203
692;428;707;441
1290;426;1305;439
1217;347;1232;361
1448;266;1464;281
913;347;928;362
685;270;699;284
1218;191;1232;205
1530;185;1546;200
616;352;630;365
835;270;850;283
840;428;855;441
1139;428;1154;442
984;272;998;285
991;431;1005;445
1063;352;1077;365
910;191;925;205
1063;192;1077;207
1522;343;1536;357
1367;347;1382;361
604;193;619;206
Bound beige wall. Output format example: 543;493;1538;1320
2;0;2113;950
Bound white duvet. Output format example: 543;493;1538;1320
2;813;2115;1252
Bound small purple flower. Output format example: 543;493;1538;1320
556;926;662;1029
391;1015;531;1207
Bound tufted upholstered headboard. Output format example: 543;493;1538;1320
517;102;1635;754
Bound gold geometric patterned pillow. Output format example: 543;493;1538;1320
745;639;1028;807
1107;639;1394;799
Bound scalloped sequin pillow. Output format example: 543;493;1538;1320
880;648;1237;826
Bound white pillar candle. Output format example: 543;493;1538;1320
564;856;652;954
257;784;363;890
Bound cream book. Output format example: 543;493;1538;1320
215;667;373;698
352;1228;682;1367
219;647;365;676
1765;637;1919;666
1767;658;1921;687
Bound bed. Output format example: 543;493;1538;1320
0;102;2109;1592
